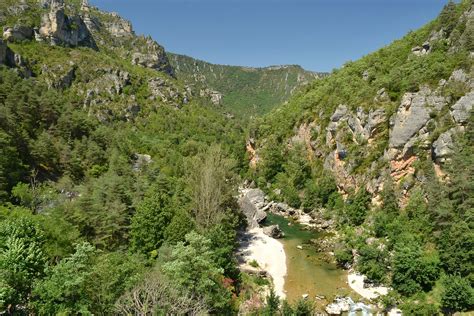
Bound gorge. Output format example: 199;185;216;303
0;0;472;315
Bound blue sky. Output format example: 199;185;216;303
90;0;451;72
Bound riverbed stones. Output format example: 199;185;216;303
263;225;284;239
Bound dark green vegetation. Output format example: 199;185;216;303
0;0;473;315
0;1;251;314
251;0;474;313
169;53;325;118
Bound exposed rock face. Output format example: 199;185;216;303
432;128;460;162
131;37;173;75
263;225;284;239
132;153;152;171
3;25;34;42
451;91;474;124
239;189;268;228
42;63;76;89
104;13;134;37
38;0;96;48
389;87;446;148
0;39;16;68
148;77;189;107
200;88;223;105
374;87;390;103
0;39;9;65
412;41;431;56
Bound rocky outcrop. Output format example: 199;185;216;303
432;127;461;162
42;63;76;89
104;12;134;37
148;77;189;107
132;153;152;172
131;37;173;75
200;88;223;105
389;87;446;148
239;189;268;228
412;41;431;56
38;0;96;48
0;39;10;65
3;25;34;42
246;138;260;169
263;225;284;239
451;91;474;124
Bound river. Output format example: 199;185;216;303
263;213;356;305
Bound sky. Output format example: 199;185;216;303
90;0;451;72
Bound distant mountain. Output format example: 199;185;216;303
169;53;326;118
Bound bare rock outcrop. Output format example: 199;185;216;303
432;127;461;162
451;91;474;124
389;87;446;149
38;0;96;48
3;25;34;42
131;37;173;75
239;189;268;228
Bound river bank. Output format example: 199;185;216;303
237;226;287;299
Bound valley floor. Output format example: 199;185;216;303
237;227;287;298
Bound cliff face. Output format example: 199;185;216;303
169;53;327;117
0;0;193;123
253;1;474;201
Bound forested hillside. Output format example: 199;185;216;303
169;53;325;118
250;0;473;313
0;0;473;314
0;0;250;314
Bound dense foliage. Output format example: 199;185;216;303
169;53;325;118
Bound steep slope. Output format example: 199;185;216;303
169;53;326;117
250;0;473;313
0;1;248;315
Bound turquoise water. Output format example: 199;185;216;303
264;213;354;304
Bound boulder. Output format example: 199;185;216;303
132;153;152;171
374;87;390;102
239;189;268;228
451;91;474;124
263;225;284;239
330;104;348;122
325;297;353;315
3;25;34;42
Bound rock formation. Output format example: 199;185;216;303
3;25;34;42
239;189;268;228
38;0;97;48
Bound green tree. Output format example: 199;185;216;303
263;288;280;316
441;275;474;314
392;239;440;296
130;176;175;255
188;145;236;230
162;231;231;312
437;221;474;278
345;189;370;226
0;217;46;313
32;242;95;315
164;208;195;244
